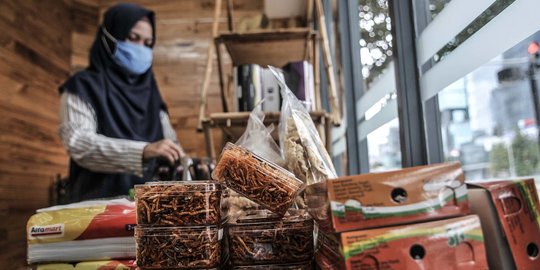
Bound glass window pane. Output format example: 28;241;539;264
358;0;402;172
359;0;393;87
367;118;402;172
428;0;452;19
438;30;540;185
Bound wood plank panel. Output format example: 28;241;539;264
0;210;34;269
0;1;73;268
0;1;264;268
71;0;99;71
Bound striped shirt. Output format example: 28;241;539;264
58;92;178;177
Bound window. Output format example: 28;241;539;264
414;0;540;187
367;118;401;171
357;0;402;172
428;0;452;19
438;31;540;180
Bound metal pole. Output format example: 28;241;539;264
529;60;540;146
389;0;429;167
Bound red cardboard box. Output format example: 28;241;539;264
468;179;540;270
306;162;469;233
315;215;488;270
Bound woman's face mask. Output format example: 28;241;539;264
114;41;153;75
102;20;154;75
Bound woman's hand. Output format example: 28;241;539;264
143;139;185;164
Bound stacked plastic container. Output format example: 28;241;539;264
212;143;313;268
134;181;224;269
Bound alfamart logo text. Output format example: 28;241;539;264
29;224;64;239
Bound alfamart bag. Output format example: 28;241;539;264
27;199;136;264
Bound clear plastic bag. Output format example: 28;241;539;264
220;103;289;216
235;104;285;167
268;66;337;185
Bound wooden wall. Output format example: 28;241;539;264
0;1;263;268
0;0;73;268
71;0;100;71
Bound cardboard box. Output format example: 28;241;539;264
315;215;488;270
468;179;540;270
306;162;469;233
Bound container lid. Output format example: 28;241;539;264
229;209;313;226
134;180;222;195
135;224;220;237
236;209;282;223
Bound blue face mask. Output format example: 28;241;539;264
113;41;153;75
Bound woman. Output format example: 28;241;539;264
58;3;184;202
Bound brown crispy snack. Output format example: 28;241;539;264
213;144;303;216
135;182;221;226
228;211;314;265
135;226;221;269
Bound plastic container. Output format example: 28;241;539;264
314;232;345;270
212;143;304;216
135;225;222;269
220;187;231;220
227;209;314;266
230;261;313;269
135;181;222;226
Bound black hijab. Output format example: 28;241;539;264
59;3;165;202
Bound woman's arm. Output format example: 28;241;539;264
159;110;185;156
58;92;149;176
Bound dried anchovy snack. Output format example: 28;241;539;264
135;226;221;269
284;116;335;185
135;181;222;226
228;210;314;265
212;143;304;216
224;189;261;218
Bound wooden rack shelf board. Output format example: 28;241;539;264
213;27;319;113
204;111;327;126
201;111;331;159
216;28;316;67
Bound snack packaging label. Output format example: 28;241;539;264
28;223;65;240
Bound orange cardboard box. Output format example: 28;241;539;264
306;162;469;233
315;215;488;270
468;179;540;270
